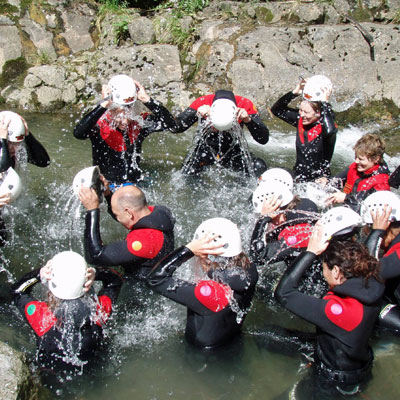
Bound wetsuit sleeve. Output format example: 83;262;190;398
95;268;123;303
250;216;271;265
245;113;269;144
147;246;226;315
211;263;258;293
73;105;106;139
84;209;147;267
379;247;400;280
270;92;299;128
320;102;337;137
11;268;41;315
141;98;180;133
169;107;198;133
25;133;50;167
275;252;329;326
0;139;13;172
365;229;385;258
389;165;400;189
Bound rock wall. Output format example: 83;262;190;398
0;0;399;118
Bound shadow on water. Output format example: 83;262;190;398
0;110;399;398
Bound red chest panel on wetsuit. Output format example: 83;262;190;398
25;301;57;337
385;241;400;258
278;224;312;248
194;280;232;312
97;113;148;152
94;295;112;327
126;228;164;259
343;163;389;194
323;292;364;331
298;119;322;144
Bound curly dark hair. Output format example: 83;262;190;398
321;241;380;283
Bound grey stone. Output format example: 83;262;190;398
24;74;42;88
0;26;22;74
36;86;63;109
27;65;66;89
128;17;156;45
61;10;95;53
62;84;77;103
0;16;15;25
20;17;57;61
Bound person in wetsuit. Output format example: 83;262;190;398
170;90;269;177
325;133;390;212
389;165;400;189
147;218;258;348
0;112;50;245
364;200;400;334
270;78;337;182
73;76;177;188
11;251;122;381
79;184;175;281
275;225;383;398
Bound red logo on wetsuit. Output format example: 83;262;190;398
324;292;364;331
298;119;322;144
25;301;57;337
194;280;232;312
278;224;312;248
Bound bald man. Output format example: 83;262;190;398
79;185;175;280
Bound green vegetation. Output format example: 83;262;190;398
112;16;130;44
97;0;128;17
156;0;209;17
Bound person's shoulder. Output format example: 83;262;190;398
189;94;214;110
235;96;258;114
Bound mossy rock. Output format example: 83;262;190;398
0;58;28;89
255;6;274;24
349;7;372;22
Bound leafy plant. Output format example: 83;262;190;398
113;16;130;44
98;0;128;17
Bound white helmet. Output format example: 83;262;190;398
193;217;242;257
0;167;22;202
302;75;333;102
252;181;294;213
0;111;25;142
209;99;237;131
72;166;103;198
259;168;294;191
49;251;88;300
108;74;137;106
319;206;362;241
360;191;400;224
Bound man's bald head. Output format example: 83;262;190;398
111;185;147;214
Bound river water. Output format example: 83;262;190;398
0;108;399;399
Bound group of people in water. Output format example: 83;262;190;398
1;72;400;398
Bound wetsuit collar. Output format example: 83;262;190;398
131;205;175;232
213;90;237;105
333;276;384;305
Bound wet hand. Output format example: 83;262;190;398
237;108;250;123
292;77;307;95
0;115;11;139
83;267;96;293
101;85;113;108
0;193;11;207
40;260;53;283
78;186;100;210
261;194;283;217
320;85;332;102
133;79;150;103
186;233;225;258
325;191;346;206
197;105;211;118
307;221;329;255
371;205;392;231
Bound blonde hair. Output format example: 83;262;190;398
354;133;385;162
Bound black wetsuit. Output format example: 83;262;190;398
0;133;50;245
170;92;269;176
275;251;384;394
147;246;259;348
270;92;337;182
85;205;175;280
389;165;400;189
334;161;390;212
366;229;400;333
73;100;177;185
0;133;50;171
11;267;122;374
